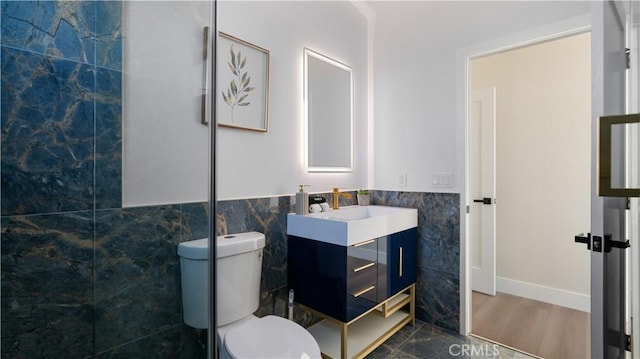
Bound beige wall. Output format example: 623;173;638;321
471;32;591;302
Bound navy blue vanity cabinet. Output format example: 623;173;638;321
386;228;418;298
288;236;380;322
346;238;380;319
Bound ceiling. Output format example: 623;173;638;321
364;1;592;48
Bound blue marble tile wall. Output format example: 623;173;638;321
1;1;208;358
373;191;460;333
216;197;294;320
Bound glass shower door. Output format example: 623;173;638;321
1;1;216;357
119;1;217;358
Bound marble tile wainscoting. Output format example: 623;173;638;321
2;187;460;357
373;191;460;332
1;203;212;358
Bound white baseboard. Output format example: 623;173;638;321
496;276;590;313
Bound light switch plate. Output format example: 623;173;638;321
398;171;407;187
432;172;453;188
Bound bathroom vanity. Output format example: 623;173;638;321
287;205;418;358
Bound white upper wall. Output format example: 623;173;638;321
123;1;212;207
218;1;369;200
123;1;591;205
371;1;590;193
123;1;368;205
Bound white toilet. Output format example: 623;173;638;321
178;232;321;359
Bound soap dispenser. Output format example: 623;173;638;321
295;185;310;215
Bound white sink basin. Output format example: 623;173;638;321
287;205;418;246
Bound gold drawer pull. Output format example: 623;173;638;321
352;285;375;298
353;262;376;272
399;246;403;277
353;239;375;247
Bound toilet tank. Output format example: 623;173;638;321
177;232;265;329
178;237;209;329
216;232;265;326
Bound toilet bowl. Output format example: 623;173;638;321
218;315;320;359
178;232;321;359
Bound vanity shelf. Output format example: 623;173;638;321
306;284;415;359
375;291;412;318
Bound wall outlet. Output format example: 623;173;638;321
398;171;407;187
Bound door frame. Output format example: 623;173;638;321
628;2;639;354
455;15;591;335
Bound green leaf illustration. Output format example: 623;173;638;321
230;80;237;95
222;43;257;123
230;45;236;68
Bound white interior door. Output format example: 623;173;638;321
470;87;496;296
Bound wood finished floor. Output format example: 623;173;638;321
472;291;590;359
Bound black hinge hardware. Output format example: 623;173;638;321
626;48;631;69
607;329;632;352
574;233;591;250
607;329;633;351
627;197;631;210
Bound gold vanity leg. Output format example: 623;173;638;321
410;284;416;327
341;322;348;359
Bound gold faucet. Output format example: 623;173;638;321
332;188;352;210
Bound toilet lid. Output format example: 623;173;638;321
224;315;320;359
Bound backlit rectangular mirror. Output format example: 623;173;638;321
304;48;353;172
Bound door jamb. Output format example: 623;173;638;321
456;16;591;336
